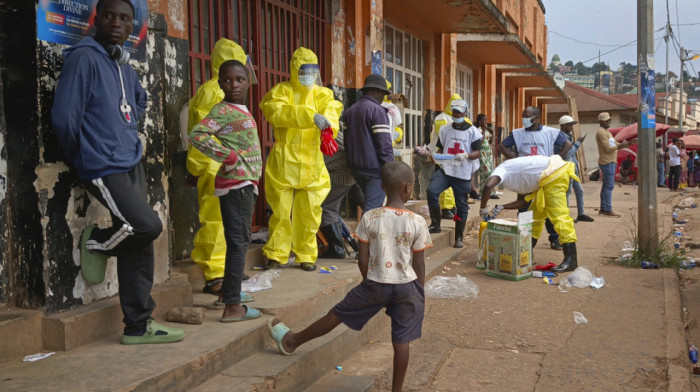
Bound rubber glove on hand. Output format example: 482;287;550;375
320;128;338;156
479;208;490;221
490;204;504;219
453;152;470;161
314;113;331;130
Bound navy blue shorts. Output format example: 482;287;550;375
333;279;425;343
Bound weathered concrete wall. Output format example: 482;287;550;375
0;2;191;313
0;19;7;303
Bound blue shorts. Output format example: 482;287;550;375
333;279;424;343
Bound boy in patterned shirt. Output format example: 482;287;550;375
189;60;263;323
267;161;432;392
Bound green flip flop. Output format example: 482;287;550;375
219;305;261;323
267;319;293;355
120;319;185;345
80;225;109;284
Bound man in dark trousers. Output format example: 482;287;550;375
51;0;184;345
344;74;394;213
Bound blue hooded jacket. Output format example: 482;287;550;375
52;36;147;180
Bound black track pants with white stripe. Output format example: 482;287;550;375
84;162;163;334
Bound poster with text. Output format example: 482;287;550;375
37;0;148;61
640;69;656;129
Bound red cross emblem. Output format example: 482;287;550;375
447;143;465;155
529;146;538;156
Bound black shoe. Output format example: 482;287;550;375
469;190;480;200
318;222;346;259
301;262;317;272
550;239;563;250
552;243;577;272
454;220;466;248
428;205;442;234
264;260;280;270
576;214;594;222
490;194;500;199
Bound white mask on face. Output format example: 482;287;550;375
298;75;316;87
453;117;465;123
522;116;535;129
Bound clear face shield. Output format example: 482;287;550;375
298;64;322;88
244;55;258;85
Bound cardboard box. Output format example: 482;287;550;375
485;211;533;281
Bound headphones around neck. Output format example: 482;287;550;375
105;44;130;65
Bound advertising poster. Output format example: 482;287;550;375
37;0;148;61
639;54;656;129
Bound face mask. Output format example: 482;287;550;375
298;75;316;87
453;117;465;124
522;116;535;128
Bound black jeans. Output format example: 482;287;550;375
669;165;681;190
84;162;162;334
219;185;256;304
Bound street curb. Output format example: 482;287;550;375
664;268;692;391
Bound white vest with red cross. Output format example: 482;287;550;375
438;123;482;180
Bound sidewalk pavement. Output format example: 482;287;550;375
336;180;696;391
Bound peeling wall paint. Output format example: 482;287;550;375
0;3;191;313
167;0;186;35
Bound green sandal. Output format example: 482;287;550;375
80;225;109;284
120;319;185;345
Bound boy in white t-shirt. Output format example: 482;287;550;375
267;161;432;392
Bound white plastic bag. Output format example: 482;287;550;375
558;279;572;293
573;311;588;324
590;277;605;289
567;266;594;288
241;269;281;292
425;274;479;300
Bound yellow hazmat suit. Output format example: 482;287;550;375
260;47;343;265
525;156;579;244
186;38;247;281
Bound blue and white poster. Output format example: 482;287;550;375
639;54;656;129
37;0;148;61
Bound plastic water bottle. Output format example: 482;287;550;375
641;261;659;269
682;260;697;269
690;346;698;364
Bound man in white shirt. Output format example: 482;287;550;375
668;138;682;191
478;155;580;272
425;99;481;248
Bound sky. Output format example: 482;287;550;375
544;0;700;77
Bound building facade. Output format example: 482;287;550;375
0;0;561;316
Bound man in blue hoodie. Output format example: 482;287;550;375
51;0;184;345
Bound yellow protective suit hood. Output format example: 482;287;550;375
289;47;318;89
186;38;248;281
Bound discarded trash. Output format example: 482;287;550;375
682;260;697;269
532;270;557;278
573;311;588;324
590;277;605;289
23;352;55;362
252;266;264;270
425;274;479;300
679;197;696;208
616;253;632;262
620;240;636;254
329;265;338;270
567;266;594;288
241;269;281;292
641;261;659;269
542;277;555;285
336;366;343;371
443;265;451;272
690;346;699;364
420;205;429;215
558;279;572;293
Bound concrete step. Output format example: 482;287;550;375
0;308;43;364
189;246;463;392
42;272;192;351
304;373;374;392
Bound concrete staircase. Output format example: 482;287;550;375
0;201;472;391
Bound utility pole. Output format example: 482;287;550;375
637;0;657;255
664;21;669;126
679;47;685;132
679;48;700;133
